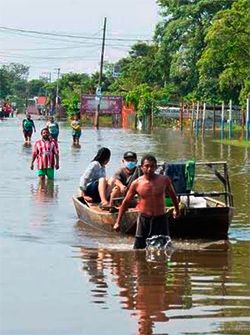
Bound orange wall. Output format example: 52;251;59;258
121;104;135;128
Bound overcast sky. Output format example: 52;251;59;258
0;0;160;80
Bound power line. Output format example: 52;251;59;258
0;52;100;60
0;26;153;42
2;42;133;52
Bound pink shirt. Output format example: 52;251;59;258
32;139;59;169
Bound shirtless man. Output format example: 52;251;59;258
113;154;180;249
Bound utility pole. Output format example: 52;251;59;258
94;17;107;128
55;68;60;116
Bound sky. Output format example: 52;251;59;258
0;0;160;80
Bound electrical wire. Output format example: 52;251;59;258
0;26;153;42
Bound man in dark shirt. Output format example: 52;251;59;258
109;151;140;207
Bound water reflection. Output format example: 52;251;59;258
71;143;81;150
22;142;32;149
21;142;32;156
243;147;250;173
76;245;240;335
30;179;58;201
29;180;59;228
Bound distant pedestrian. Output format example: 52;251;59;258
71;114;81;146
22;114;36;144
30;128;59;183
46;116;59;142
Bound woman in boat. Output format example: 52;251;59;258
79;147;114;208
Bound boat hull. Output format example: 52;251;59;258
73;196;137;234
169;206;234;239
73;196;234;240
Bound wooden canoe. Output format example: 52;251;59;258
72;196;138;234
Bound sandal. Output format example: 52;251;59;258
99;203;111;211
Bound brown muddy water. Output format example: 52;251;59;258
0;117;249;335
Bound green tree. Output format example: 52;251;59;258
28;79;47;97
0;63;29;100
198;0;250;105
125;84;155;117
107;43;162;96
0;67;10;99
155;0;235;99
61;88;79;118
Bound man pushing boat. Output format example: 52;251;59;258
113;154;180;249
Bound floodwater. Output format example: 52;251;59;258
0;117;249;335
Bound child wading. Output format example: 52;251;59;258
71;114;81;146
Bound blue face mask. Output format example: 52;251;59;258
125;161;137;170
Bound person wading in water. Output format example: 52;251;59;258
113;154;180;249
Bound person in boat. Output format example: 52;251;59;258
71;114;81;146
109;151;141;207
46;116;59;142
30;128;59;184
113;154;180;249
22;113;36;143
79;147;115;208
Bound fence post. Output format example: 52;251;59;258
221;101;225;139
213;104;216;135
191;102;195;132
195;101;199;136
229;99;233;139
246;97;250;140
180;101;184;132
202;102;206;136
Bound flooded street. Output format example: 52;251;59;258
0;117;249;335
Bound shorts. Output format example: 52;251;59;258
50;133;58;140
38;168;55;180
133;213;169;249
72;131;81;139
23;130;33;138
80;180;100;203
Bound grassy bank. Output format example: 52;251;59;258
213;139;250;148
